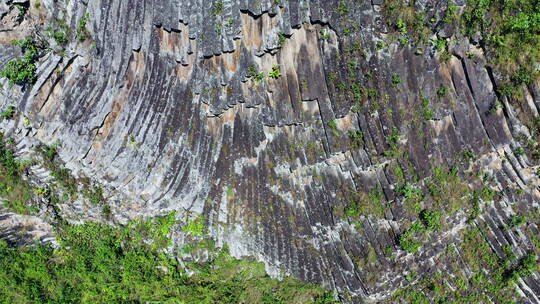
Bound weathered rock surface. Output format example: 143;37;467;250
1;0;539;302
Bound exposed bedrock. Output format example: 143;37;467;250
0;0;539;302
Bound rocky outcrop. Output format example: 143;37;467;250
1;0;539;302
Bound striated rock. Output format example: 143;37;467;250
0;0;539;302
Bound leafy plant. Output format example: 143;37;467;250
182;215;206;236
348;130;364;149
399;222;423;253
419;209;442;230
336;2;349;15
327;120;338;129
277;33;287;47
437;86;448;97
213;0;223;16
247;65;265;82
391;74;402;86
420;97;434;120
0;105;16;120
268;65;281;79
0;38;41;86
77;12;90;41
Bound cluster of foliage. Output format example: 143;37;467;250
76;13;90;41
397;209;442;253
391;227;539;303
37;142;109;215
0;133;108;215
348;130;364;150
384;127;402;157
0;132;37;214
0;213;336;303
46;18;69;46
345;187;388;220
246;65;281;81
463;0;540;82
268;65;282;79
0;38;41;86
420;97;434;120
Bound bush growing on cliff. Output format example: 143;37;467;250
268;65;282;79
0;38;41;86
0;38;42;86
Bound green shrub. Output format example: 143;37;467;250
77;12;90;41
336;2;349;15
268;65;281;79
0;38;40;86
391;74;402;86
327;120;338;129
0;105;17;119
348;130;364;149
462;0;540;79
419;209;442;230
399;222;424;253
437;86;448;97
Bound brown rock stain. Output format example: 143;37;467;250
157;28;179;53
94;51;145;148
241;13;263;50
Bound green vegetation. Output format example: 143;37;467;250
345;188;388;220
0;105;17;120
38;142;78;196
0;133;36;214
463;0;540;81
336;2;349;16
320;29;330;40
436;86;448;98
268;65;282;79
182;215;206;236
348;130;363;149
420;97;434;120
392;227;538;303
398;222;423;253
426;166;470;213
76;13;90;41
391;74;402;86
419;209;442;231
505;214;527;230
47;20;69;46
0;214;336;303
15;4;28;18
398;183;424;215
247;65;265;82
327;120;337;129
213;0;224;16
462;148;476;163
384;127;402;157
278;33;287;47
0;38;41;86
383;1;432;47
326;120;340;137
444;2;460;23
0;132;112;216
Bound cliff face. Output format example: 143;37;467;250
1;0;539;302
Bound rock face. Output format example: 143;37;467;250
1;0;539;302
